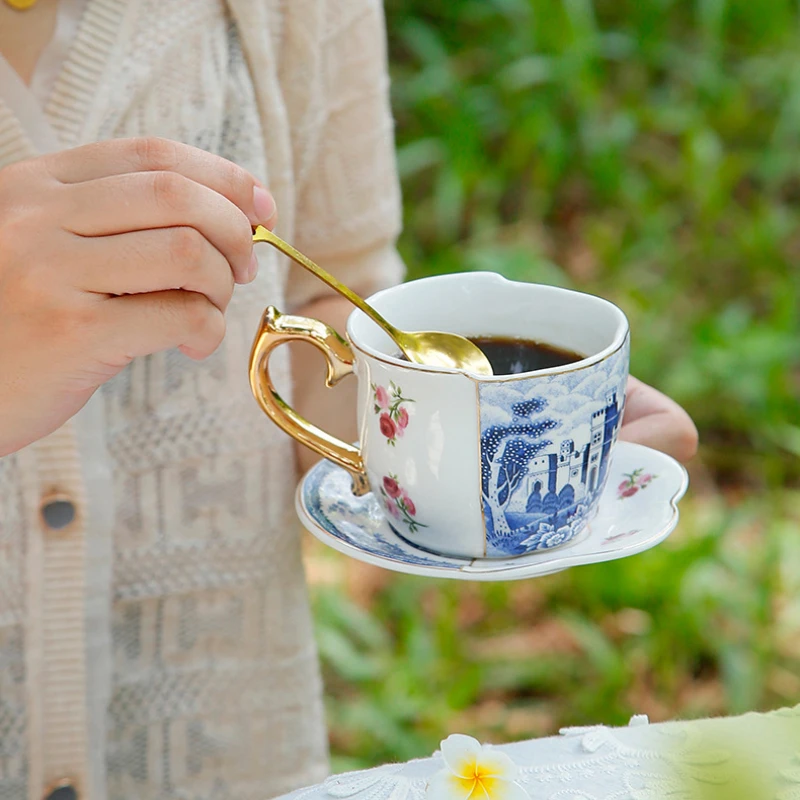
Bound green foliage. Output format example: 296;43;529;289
309;0;800;771
313;492;800;771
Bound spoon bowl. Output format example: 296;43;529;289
252;226;493;376
389;329;492;372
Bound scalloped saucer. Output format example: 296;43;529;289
296;441;688;581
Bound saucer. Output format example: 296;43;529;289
296;441;688;581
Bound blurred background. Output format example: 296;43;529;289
303;0;800;771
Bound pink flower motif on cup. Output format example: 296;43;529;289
401;492;416;517
617;468;657;500
372;382;414;445
382;476;401;499
380;474;427;534
397;407;409;430
375;385;390;409
379;414;397;440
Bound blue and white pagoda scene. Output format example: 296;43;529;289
479;342;629;557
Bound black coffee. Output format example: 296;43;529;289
469;336;583;375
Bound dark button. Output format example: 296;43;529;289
44;785;78;800
41;499;77;531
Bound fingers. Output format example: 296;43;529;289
619;377;699;463
618;416;699;464
96;290;226;363
63;171;255;283
71;227;235;312
43;137;276;228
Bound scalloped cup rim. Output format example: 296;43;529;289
346;272;630;380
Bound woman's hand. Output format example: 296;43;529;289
0;137;276;457
619;376;698;463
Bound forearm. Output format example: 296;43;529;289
291;295;359;474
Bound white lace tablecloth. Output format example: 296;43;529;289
279;705;800;799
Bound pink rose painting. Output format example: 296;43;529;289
396;407;409;438
371;381;414;445
380;474;427;534
379;414;397;440
382;476;401;499
375;385;390;409
617;468;657;500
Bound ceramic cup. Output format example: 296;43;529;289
250;272;630;559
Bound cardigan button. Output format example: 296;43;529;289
40;497;77;531
43;783;78;800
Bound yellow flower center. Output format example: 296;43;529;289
452;762;503;799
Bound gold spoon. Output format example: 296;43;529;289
252;226;493;376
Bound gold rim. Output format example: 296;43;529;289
347;332;630;384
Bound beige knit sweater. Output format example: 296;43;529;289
0;2;403;799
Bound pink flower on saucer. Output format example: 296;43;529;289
617;468;657;500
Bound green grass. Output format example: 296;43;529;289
307;0;800;772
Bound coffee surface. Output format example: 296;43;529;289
468;336;583;375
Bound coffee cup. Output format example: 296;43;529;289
250;272;629;559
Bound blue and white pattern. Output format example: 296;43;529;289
296;440;688;582
479;339;630;557
302;463;464;569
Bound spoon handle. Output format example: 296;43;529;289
253;226;403;341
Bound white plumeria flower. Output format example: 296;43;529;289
426;734;529;800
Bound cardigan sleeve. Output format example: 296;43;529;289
284;0;406;312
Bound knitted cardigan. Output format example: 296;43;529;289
0;1;403;798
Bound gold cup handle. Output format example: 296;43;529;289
249;307;370;496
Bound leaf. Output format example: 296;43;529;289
315;627;382;682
